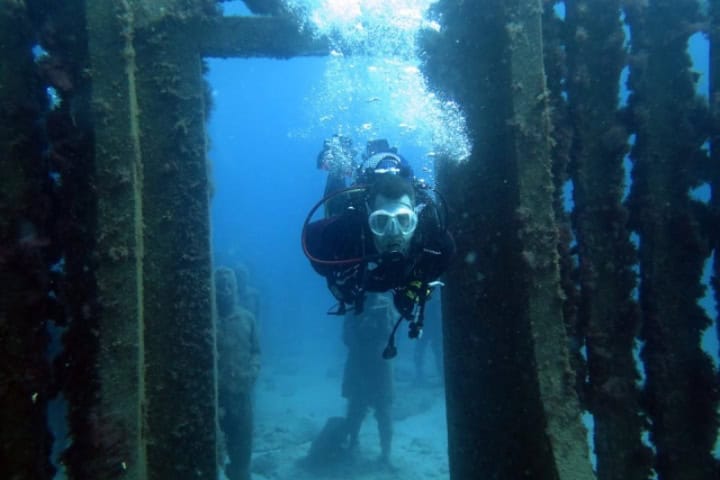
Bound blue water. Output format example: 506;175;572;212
208;56;335;360
206;53;440;362
206;53;440;364
208;2;720;470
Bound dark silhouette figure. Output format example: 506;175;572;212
342;292;395;464
215;267;261;480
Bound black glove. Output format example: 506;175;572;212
393;280;430;320
328;265;362;304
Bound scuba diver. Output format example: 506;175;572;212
302;135;455;359
301;136;453;468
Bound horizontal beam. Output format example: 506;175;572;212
200;16;329;58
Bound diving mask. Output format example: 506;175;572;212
368;205;418;236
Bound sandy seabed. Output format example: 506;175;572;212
244;350;449;480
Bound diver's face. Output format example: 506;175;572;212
369;194;417;255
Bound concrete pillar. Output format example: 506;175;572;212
710;0;720;395
82;0;217;477
65;0;325;477
424;1;595;478
1;0;323;477
624;1;718;478
564;1;652;479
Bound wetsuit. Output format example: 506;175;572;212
304;197;455;314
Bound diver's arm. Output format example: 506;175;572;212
414;229;455;283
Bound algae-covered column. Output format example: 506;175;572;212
710;0;720;378
132;7;217;477
504;2;594;477
423;1;594;478
0;2;55;478
82;1;149;477
541;0;584;397
83;0;217;478
564;1;652;479
624;1;718;478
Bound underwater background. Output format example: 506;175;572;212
1;0;719;479
207;2;719;479
208;3;453;478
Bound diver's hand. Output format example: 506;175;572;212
393;280;429;320
393;290;415;320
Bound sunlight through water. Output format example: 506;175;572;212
285;0;472;162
